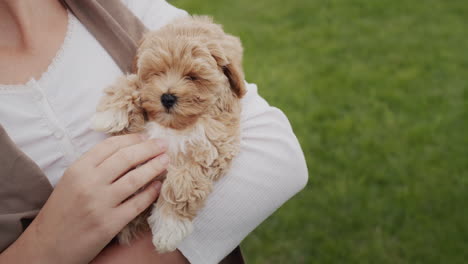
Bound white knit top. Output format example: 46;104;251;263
0;1;308;263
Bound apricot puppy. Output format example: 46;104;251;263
92;16;246;252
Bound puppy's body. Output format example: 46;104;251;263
92;16;246;252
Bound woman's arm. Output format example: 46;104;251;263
90;232;188;264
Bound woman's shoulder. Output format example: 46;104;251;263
121;0;189;30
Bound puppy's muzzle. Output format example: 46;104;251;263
161;93;177;109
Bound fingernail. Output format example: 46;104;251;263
153;181;162;191
158;154;170;165
155;139;168;150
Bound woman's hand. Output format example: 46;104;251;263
0;134;169;264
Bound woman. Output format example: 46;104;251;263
0;0;308;263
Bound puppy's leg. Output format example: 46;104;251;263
148;166;213;252
147;200;193;253
91;74;145;134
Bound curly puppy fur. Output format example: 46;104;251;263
92;16;246;252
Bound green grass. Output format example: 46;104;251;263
172;0;468;263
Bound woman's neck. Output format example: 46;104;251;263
0;0;66;51
0;0;68;84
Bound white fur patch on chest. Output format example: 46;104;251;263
144;121;209;156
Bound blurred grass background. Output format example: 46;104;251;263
172;0;468;263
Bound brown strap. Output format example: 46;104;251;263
0;125;53;252
59;0;148;73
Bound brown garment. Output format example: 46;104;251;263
0;0;244;262
0;125;53;252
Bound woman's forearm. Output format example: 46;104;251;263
0;220;61;264
90;232;189;264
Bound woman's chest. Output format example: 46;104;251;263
0;17;123;186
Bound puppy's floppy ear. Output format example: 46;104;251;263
208;36;247;98
91;74;146;135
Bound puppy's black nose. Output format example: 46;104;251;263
161;93;177;109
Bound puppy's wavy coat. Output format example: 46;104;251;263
92;16;246;252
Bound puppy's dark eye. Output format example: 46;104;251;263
185;75;198;81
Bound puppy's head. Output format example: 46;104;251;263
134;17;246;130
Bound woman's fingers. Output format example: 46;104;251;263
115;181;162;224
111;154;170;204
98;138;168;183
79;134;145;167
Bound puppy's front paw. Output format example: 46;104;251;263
91;108;129;133
148;208;193;253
